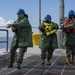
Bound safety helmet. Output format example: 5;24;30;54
44;14;51;20
68;10;75;16
17;9;25;15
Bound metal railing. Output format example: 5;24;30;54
0;29;8;52
0;26;38;52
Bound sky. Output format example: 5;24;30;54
0;0;75;37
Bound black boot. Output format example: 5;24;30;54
41;59;45;65
16;62;21;69
72;54;74;63
66;56;72;63
46;59;51;65
7;63;13;68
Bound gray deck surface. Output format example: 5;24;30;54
0;47;75;75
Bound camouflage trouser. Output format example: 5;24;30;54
41;48;54;60
66;47;75;58
9;44;27;63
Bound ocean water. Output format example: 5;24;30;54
0;37;12;48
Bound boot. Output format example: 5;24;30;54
7;63;13;68
46;59;51;65
16;62;21;69
41;59;45;65
72;55;74;63
67;57;72;63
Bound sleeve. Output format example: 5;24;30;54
13;18;30;27
63;21;75;29
51;23;59;30
39;23;45;32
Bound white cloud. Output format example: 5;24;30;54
0;17;14;37
0;17;14;26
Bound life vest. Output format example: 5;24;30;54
64;20;75;32
44;22;57;36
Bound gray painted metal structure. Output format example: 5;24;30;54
0;29;8;52
58;0;65;48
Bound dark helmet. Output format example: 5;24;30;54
17;9;25;15
44;14;51;20
68;10;74;16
